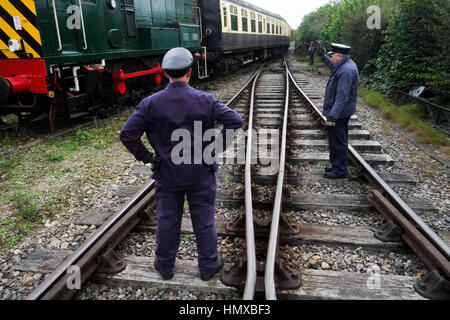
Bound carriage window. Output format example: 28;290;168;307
241;9;248;32
272;23;274;34
223;7;228;27
230;5;238;31
258;14;263;33
267;23;270;34
250;12;256;32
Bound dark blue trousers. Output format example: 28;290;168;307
328;117;350;176
154;173;218;276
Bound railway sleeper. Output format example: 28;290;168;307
225;209;298;236
221;255;301;297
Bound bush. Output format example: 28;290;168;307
371;0;450;105
322;0;397;70
294;3;338;54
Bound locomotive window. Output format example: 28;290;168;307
83;0;96;4
230;5;238;31
223;7;228;27
124;0;134;5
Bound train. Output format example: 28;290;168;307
0;0;291;131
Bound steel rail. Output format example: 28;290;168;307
264;61;289;300
242;67;264;300
286;66;450;277
27;180;155;300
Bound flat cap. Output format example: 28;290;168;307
162;47;194;78
327;43;351;55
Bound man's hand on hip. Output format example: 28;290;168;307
325;117;337;128
143;152;162;171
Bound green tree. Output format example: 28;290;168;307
372;0;449;105
294;3;338;54
322;0;397;70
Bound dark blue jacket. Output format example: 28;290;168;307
120;82;243;187
322;55;359;119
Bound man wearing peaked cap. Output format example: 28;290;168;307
326;43;351;56
120;47;243;281
316;43;359;179
161;47;195;78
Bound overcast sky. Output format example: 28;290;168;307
247;0;333;29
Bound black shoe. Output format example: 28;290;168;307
323;172;347;179
200;255;224;281
323;165;332;173
154;259;174;280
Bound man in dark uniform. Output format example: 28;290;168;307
120;47;243;280
305;40;316;65
316;43;359;179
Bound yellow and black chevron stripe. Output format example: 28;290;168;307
0;0;42;59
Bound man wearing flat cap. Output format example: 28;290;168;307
120;47;243;281
316;43;359;179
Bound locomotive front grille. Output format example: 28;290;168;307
0;0;42;59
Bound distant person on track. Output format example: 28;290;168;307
316;43;359;179
120;47;243;281
305;40;316;65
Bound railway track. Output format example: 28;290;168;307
23;58;450;301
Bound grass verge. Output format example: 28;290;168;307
359;87;450;158
0;107;139;253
